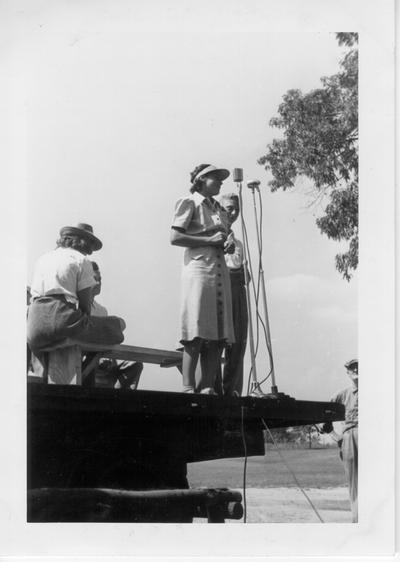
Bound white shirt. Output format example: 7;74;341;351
30;247;96;306
225;232;244;270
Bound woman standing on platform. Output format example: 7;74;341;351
171;164;235;394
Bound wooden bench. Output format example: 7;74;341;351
28;341;183;386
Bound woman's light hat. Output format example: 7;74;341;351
192;165;230;183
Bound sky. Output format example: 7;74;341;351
24;22;357;401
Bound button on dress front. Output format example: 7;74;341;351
172;192;235;344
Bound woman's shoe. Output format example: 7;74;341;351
182;386;195;393
200;387;217;395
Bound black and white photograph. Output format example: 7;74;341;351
0;0;396;559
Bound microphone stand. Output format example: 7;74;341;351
248;182;279;396
235;179;266;398
247;181;290;399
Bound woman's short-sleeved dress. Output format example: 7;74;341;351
172;192;235;344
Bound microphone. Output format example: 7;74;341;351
233;168;243;183
247;179;261;190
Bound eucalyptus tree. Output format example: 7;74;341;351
259;33;358;280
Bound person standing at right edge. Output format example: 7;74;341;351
321;359;358;522
170;164;235;395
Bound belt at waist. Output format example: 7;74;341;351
343;423;358;433
31;294;77;306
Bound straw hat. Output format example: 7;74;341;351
59;223;102;251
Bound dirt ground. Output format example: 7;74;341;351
192;487;351;523
188;449;352;523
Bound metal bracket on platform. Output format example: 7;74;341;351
249;382;293;400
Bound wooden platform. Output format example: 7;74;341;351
28;383;343;426
27;383;344;522
28;385;343;479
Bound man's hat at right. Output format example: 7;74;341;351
345;359;358;372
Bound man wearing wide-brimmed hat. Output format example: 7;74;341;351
321;359;358;522
27;223;126;367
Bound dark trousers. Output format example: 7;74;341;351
27;295;125;352
222;272;248;396
340;427;358;522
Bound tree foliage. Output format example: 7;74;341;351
258;33;358;280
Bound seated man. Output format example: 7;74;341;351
83;261;143;390
90;262;109;318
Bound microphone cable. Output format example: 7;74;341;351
240;406;248;522
256;187;275;375
242;186;274;393
240;212;261;395
253;186;275;387
261;418;325;523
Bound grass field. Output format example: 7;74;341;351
187;448;351;522
188;448;346;489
